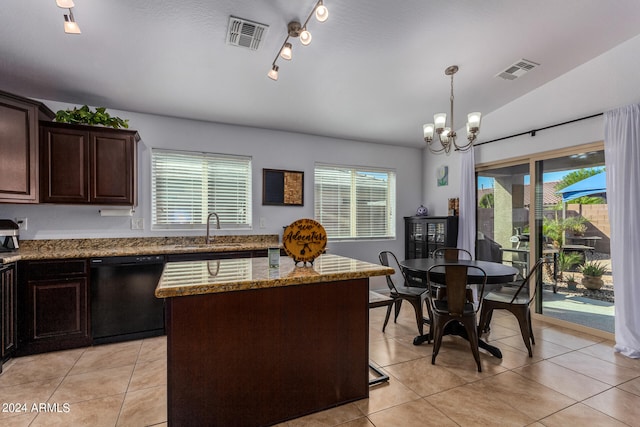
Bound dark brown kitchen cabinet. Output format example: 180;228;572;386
404;216;459;260
39;122;140;205
0;90;55;203
1;263;17;370
17;259;91;355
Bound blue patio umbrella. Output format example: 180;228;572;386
557;171;606;202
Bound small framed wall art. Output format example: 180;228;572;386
437;165;448;187
262;169;304;206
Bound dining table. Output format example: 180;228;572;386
399;258;519;358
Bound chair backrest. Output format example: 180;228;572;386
509;257;550;304
378;251;407;293
433;247;472;261
427;263;487;316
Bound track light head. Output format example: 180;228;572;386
56;0;75;8
299;29;312;46
267;65;279;81
315;1;329;22
280;43;292;60
64;11;81;34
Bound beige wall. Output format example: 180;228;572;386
567;204;610;253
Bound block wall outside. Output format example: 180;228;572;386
477;203;610;254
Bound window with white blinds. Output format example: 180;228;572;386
151;149;252;229
314;164;395;240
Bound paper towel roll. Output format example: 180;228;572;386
99;208;134;217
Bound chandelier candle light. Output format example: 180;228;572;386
423;65;481;154
267;0;329;81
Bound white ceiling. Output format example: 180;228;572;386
2;0;640;148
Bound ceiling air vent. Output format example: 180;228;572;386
495;59;540;80
226;16;269;51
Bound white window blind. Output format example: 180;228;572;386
152;149;252;229
314;164;395;240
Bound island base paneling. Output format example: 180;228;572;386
165;278;369;427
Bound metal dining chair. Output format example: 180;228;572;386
378;251;430;339
433;247;472;261
427;263;487;372
478;257;549;357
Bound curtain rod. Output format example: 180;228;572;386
473;112;604;147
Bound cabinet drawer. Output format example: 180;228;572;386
23;259;88;280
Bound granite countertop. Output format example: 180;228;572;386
155;254;394;298
0;235;280;263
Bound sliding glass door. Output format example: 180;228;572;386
476;144;612;334
476;162;530;276
534;149;612;333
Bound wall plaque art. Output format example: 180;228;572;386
262;169;304;206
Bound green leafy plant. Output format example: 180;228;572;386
565;273;578;290
543;215;588;247
556;252;583;281
55;105;129;129
581;261;607;277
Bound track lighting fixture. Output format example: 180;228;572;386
267;0;329;81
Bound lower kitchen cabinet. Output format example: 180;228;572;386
1;263;17;370
17;259;91;355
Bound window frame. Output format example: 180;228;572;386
314;163;396;241
151;148;252;230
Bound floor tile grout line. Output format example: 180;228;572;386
114;339;145;427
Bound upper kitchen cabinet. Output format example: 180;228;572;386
0;90;55;203
39;122;140;205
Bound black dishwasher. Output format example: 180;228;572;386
90;255;166;344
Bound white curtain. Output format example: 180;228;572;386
457;147;476;259
604;103;640;358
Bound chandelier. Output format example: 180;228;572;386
423;65;481;154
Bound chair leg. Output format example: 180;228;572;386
408;299;425;337
422;298;432;344
382;304;393;332
393;300;403;322
431;318;444;365
528;309;535;345
464;318;482;372
511;307;533;357
478;304;493;334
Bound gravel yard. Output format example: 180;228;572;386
542;252;614;303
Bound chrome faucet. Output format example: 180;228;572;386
205;212;220;244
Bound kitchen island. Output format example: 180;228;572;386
156;254;393;427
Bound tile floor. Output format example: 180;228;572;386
1;305;639;426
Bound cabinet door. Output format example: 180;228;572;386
27;277;90;343
90;131;136;204
405;219;427;259
0;98;38;203
1;265;17;359
40;126;90;203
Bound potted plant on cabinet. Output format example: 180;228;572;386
55;105;129;129
580;261;607;290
